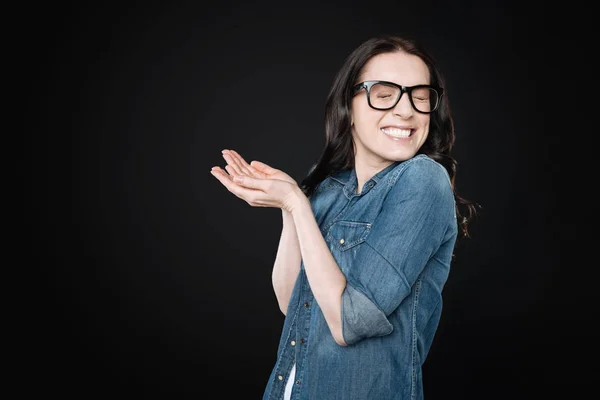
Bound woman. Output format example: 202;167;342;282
210;34;478;400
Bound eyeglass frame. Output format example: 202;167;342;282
352;80;444;114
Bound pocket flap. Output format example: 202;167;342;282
327;220;372;251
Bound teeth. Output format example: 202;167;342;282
381;128;411;138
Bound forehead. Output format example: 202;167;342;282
359;51;430;86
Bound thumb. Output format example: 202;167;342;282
250;160;277;173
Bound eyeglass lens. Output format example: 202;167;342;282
369;83;439;112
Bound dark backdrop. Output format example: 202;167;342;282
26;1;592;399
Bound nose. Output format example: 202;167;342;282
392;92;414;119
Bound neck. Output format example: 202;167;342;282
353;157;394;194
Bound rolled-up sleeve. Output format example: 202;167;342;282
341;158;456;346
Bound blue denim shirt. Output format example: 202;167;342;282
262;154;458;400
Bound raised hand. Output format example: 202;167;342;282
222;149;297;185
210;149;304;213
220;149;263;180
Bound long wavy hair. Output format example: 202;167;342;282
299;34;479;241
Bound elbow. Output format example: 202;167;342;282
324;311;348;346
333;323;348;347
334;335;348;347
274;286;290;316
278;301;288;316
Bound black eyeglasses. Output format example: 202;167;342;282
353;80;444;113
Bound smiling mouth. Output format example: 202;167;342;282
381;127;413;139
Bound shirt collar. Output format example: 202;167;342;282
330;161;401;199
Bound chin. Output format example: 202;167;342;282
385;149;417;162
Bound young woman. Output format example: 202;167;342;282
210;34;478;400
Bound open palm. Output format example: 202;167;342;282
221;149;297;185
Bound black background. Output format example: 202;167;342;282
25;1;593;399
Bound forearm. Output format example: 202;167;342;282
290;188;348;346
272;209;302;315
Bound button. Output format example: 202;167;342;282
304;302;309;307
300;338;305;344
339;238;345;244
278;375;283;380
296;380;301;385
291;340;296;346
369;182;374;187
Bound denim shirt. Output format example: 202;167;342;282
262;154;458;400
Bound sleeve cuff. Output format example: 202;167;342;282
341;284;394;346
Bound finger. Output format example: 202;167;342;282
228;152;253;176
223;149;254;177
211;167;262;201
227;150;268;180
223;150;246;173
247;167;267;179
250;160;277;174
229;150;261;176
222;152;245;176
211;166;234;182
232;175;270;191
224;165;239;178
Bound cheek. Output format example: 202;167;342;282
418;115;431;132
353;117;380;139
352;103;383;132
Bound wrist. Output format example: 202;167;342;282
288;186;309;216
282;207;294;224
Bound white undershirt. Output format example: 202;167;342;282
284;362;296;400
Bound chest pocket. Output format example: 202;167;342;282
326;220;372;252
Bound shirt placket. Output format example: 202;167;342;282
270;309;298;399
290;269;312;399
